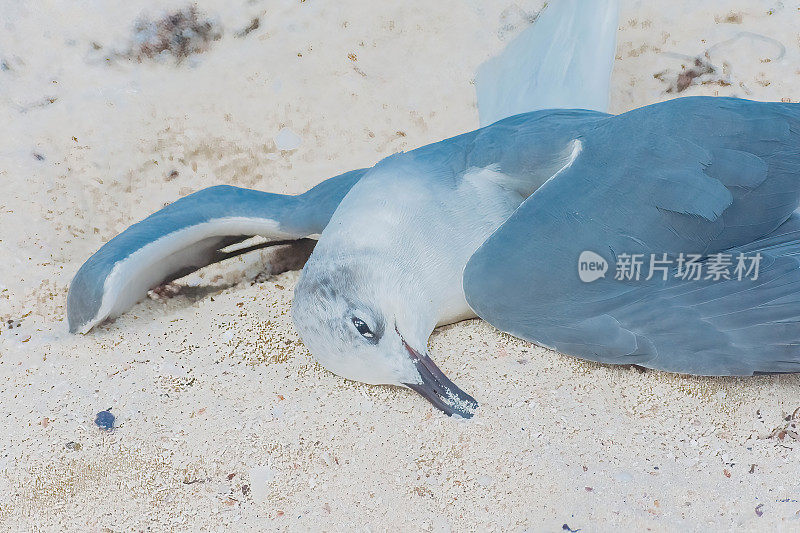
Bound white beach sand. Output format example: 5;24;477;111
1;0;799;530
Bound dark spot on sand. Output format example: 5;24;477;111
126;5;222;64
654;57;729;93
94;409;115;430
235;17;260;38
715;12;743;24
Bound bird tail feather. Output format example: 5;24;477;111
475;0;619;127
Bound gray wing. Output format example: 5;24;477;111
68;169;366;333
464;96;800;375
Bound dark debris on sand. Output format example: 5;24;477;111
94;409;115;431
654;56;730;93
235;17;260;38
768;406;800;441
127;5;222;63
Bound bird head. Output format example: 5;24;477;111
291;255;478;418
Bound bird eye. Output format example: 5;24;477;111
351;317;375;339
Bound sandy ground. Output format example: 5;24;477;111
1;0;799;530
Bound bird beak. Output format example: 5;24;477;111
401;341;478;418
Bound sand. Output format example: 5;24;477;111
1;0;799;530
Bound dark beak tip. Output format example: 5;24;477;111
451;404;478;420
404;381;479;419
400;340;478;418
442;398;480;419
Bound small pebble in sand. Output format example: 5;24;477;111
248;466;275;502
476;475;492;487
274;128;302;151
94;409;115;430
65;441;82;451
614;471;633;482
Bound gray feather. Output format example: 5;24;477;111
464;97;800;375
67;169;366;333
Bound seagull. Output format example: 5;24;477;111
67;1;800;417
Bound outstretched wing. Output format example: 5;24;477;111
476;0;619;126
464;97;800;375
68;169;366;333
